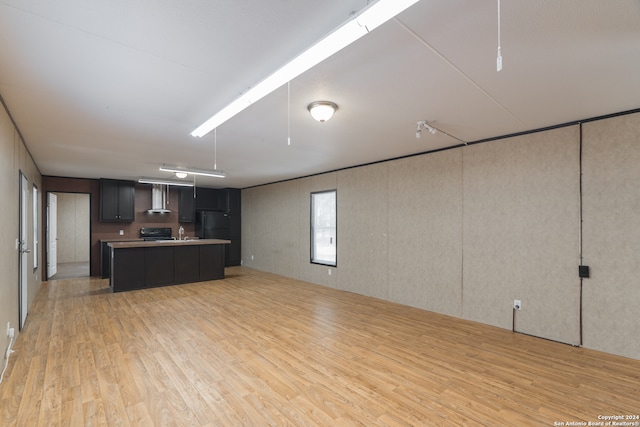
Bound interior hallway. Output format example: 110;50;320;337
49;261;90;280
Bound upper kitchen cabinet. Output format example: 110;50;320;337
178;187;195;223
226;189;241;214
193;187;241;213
194;188;226;211
100;178;135;222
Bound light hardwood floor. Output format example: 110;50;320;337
1;267;639;426
49;261;90;280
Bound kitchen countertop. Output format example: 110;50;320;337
108;239;231;249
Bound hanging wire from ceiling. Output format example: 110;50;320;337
287;81;291;146
214;127;218;170
497;0;503;71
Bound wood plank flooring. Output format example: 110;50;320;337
1;267;639;426
49;261;90;280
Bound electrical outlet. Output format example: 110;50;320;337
8;328;14;338
514;300;522;310
251;255;254;260
119;230;124;236
328;269;332;276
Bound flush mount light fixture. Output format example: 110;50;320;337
138;178;194;187
308;101;338;122
190;0;421;137
159;165;226;178
174;172;188;179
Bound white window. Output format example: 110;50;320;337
311;190;337;266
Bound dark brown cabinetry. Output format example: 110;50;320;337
199;244;226;280
174;245;200;283
109;242;227;292
145;246;174;287
194;188;226;211
178;187;195;223
226;188;241;214
100;179;135;222
225;188;241;266
110;247;145;290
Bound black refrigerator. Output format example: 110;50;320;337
195;211;229;240
196;211;240;266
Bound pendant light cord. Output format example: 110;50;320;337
287;81;291;146
214;128;217;170
497;0;503;71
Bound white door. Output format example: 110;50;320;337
48;192;58;278
19;173;29;328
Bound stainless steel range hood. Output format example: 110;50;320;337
147;184;172;213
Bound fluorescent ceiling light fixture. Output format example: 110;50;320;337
159;165;226;178
190;0;420;137
138;178;194;187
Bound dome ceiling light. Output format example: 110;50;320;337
308;101;338;122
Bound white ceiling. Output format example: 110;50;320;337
1;0;639;189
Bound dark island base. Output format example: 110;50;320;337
110;244;226;292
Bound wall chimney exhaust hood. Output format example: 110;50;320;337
147;184;172;214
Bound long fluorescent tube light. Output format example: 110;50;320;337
138;178;194;187
159;165;226;178
190;0;420;138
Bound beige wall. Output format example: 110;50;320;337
242;111;640;360
582;113;640;358
0;99;42;357
387;149;463;316
462;126;581;344
55;193;90;263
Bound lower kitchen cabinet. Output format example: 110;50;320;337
200;244;225;280
109;240;228;292
174;245;200;284
110;248;145;291
146;247;174;287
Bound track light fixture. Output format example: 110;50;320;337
159;165;226;178
138;178;194;187
416;120;437;138
190;0;420;137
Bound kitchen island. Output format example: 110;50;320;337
107;239;231;292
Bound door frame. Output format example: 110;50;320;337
19;172;29;329
47;192;58;279
44;191;93;280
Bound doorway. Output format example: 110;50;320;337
47;192;91;280
19;173;29;329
